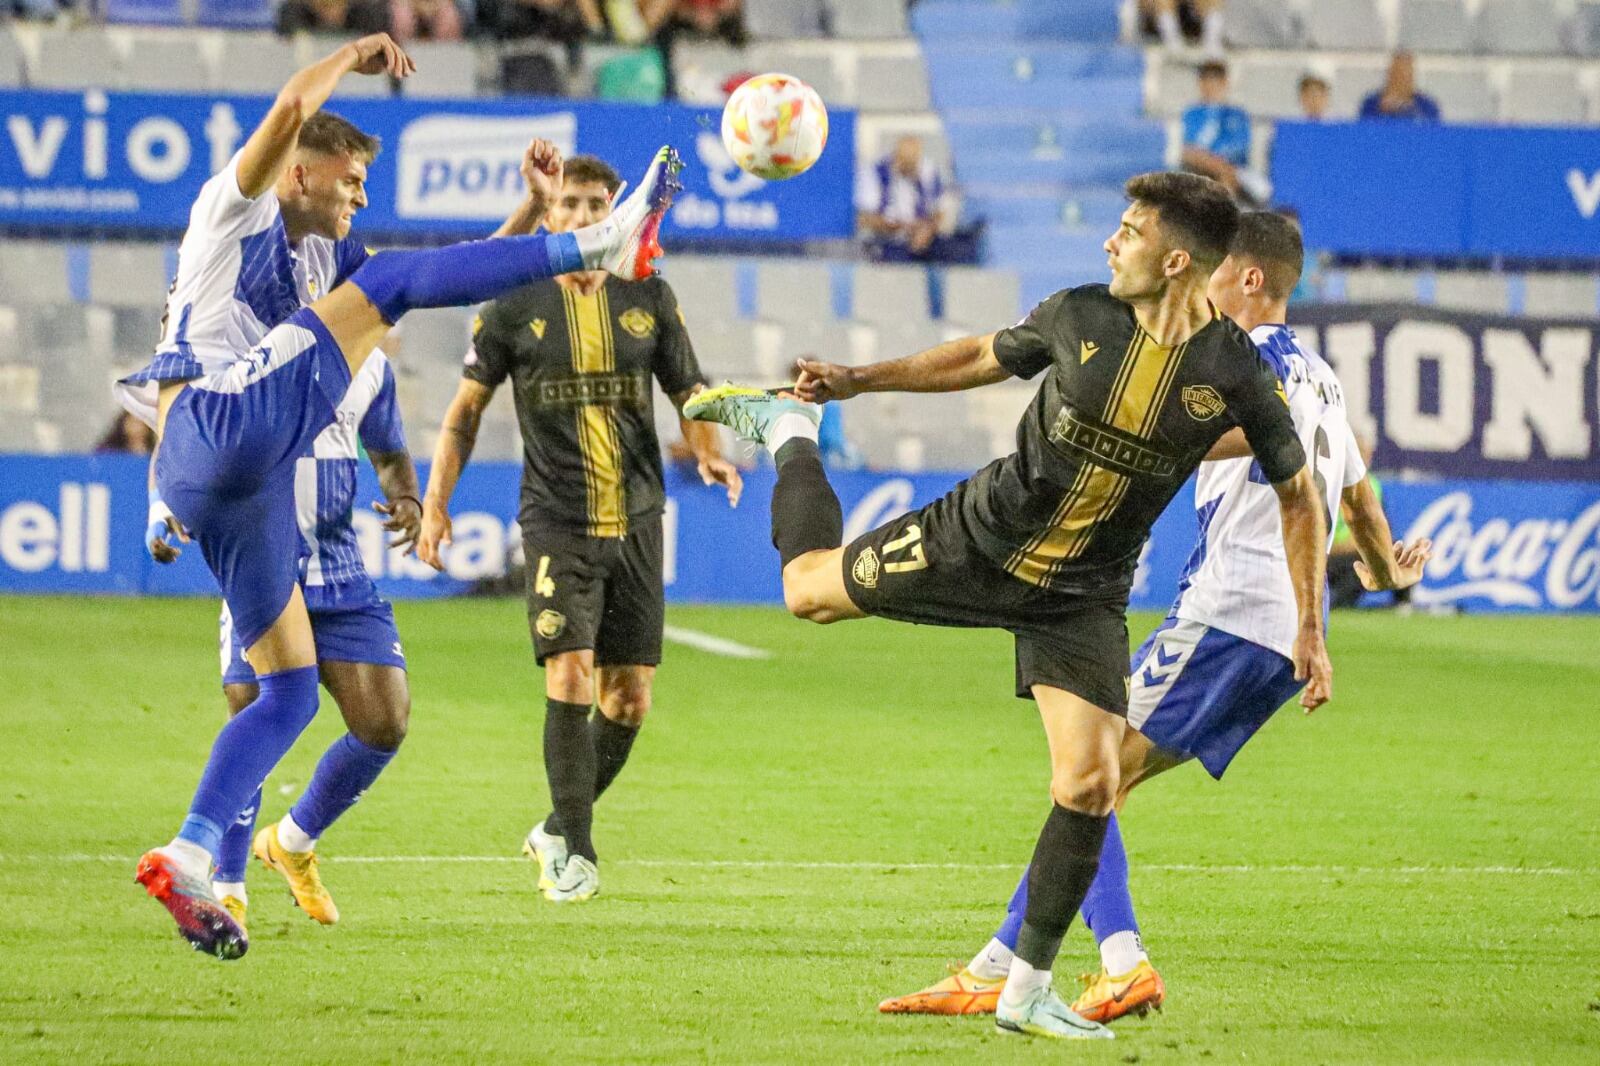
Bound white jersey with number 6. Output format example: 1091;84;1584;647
1171;323;1366;660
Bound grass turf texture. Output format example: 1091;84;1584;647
0;595;1597;1064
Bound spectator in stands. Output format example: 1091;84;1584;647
856;135;954;263
1360;52;1441;122
1180;60;1271;205
94;412;155;456
10;0;65;20
648;0;746;46
1140;0;1225;56
389;0;465;41
278;0;393;36
1298;73;1330;121
479;0;602;42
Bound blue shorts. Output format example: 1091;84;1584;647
156;309;352;651
220;580;406;687
1126;616;1304;780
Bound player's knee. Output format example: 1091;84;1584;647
356;696;409;752
545;653;594;703
601;692;650;727
1049;767;1118;816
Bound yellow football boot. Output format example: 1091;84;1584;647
1070;960;1165;1024
878;966;1005;1015
217;893;248;939
252;824;340;925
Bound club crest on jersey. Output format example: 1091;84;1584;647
1182;385;1226;421
851;546;881;589
1080;340;1099;364
619;308;656;339
529;318;547;340
535;609;566;639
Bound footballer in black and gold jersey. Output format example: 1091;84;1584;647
419;155;740;903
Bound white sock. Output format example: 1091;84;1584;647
765;411;819;460
573;216;619;269
277;813;316;853
998;955;1053;1009
213;880;247;903
165;838;213;878
1200;11;1224;55
1100;930;1149;976
967;937;1015;982
1156;10;1182;49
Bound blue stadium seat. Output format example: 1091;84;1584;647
104;0;186;27
197;0;277;30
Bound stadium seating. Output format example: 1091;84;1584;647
196;0;275;31
1475;0;1566;56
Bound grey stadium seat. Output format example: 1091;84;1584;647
685;319;761;379
750;47;845;106
0;28;24;87
1147;56;1199;118
1521;274;1597;318
1233;55;1313;120
854;53;932;113
774;319;852;367
852;264;931;325
1304;0;1387;51
1328;57;1393;119
1398;0;1473;55
662;257;742;325
1432;272;1510;314
1475;0;1565;56
755;261;833;325
942;267;1020;331
0;243;71;305
111;306;166;364
1224;0;1298;48
89;243;171;308
1343;269;1421;303
20;304;91;360
1418;67;1495;123
745;0;826;39
870;317;945;362
1502;64;1589;126
121;34;215;92
826;0;908;39
402;41;480;98
219;33;302;95
30;29;124;90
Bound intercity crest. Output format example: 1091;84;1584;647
619;307;656;339
1181;384;1226;421
530;318;547;340
851;546;881;589
535;609;566;639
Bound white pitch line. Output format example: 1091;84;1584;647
662;624;772;659
14;855;1591;876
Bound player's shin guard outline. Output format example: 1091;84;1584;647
771;440;843;568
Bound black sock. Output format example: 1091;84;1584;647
542;699;598;862
1014;805;1110;971
543;712;641;840
770;439;843;568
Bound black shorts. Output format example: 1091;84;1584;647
840;494;1131;715
521;515;665;667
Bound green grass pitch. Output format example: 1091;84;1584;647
0;595;1597;1063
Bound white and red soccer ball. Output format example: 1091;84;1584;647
720;73;829;181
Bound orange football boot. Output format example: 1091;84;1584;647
1070;960;1165;1023
878;965;1005;1015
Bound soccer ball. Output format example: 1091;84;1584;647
720;73;829;181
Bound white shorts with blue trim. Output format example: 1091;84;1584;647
1127;616;1304;779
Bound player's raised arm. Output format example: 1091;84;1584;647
490;140;564;238
419;379;495;570
1340;478;1432;593
236;34;414;199
795;332;1010;403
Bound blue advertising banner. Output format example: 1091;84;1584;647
1273;121;1600;259
2;454;1596;613
1289;304;1600;482
0;89;854;242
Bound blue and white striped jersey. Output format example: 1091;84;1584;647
1171;323;1365;660
114;149;369;428
296;351;406;593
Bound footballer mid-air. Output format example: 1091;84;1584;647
122;29;682;959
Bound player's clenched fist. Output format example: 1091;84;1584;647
794;358;858;403
417;502;452;572
345;34;415;79
521;139;564;204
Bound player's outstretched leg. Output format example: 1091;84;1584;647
211;786;260;937
683;386;861;623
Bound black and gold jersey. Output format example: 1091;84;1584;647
960;283;1305;594
464;275;704;538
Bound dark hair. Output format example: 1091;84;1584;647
1298;72;1328;92
1197;60;1228;80
1230;210;1304;300
563;155;622;195
297;111;381;163
1124;171;1240;272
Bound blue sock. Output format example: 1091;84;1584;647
178;666;319;857
350;234;584;324
994;865;1031;952
287;732;397;840
1080;813;1139;944
214;786;261;883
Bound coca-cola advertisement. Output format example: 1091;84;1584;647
1289;304;1600;482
